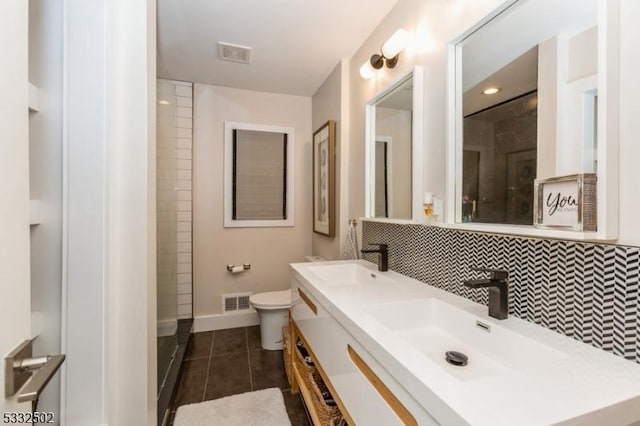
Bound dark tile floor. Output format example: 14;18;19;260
168;326;310;425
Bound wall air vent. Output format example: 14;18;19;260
222;292;253;313
218;42;252;64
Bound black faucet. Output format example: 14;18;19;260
463;267;509;320
361;243;388;272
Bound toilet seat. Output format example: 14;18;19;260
249;289;292;310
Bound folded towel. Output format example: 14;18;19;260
342;220;359;260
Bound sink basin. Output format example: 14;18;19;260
363;298;567;381
306;263;393;287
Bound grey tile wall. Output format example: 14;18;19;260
362;221;640;363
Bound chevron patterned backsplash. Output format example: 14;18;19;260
362;221;640;363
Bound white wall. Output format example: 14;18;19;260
556;27;598;176
312;62;343;260
105;0;157;422
193;84;312;323
63;1;108;423
618;0;640;246
64;0;157;424
28;0;63;417
0;0;31;415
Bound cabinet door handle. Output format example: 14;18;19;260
297;288;317;315
348;345;417;426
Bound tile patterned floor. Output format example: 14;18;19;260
169;326;310;425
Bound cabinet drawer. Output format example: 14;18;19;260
291;277;325;319
290;284;436;425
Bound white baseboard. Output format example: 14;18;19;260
157;319;178;337
193;310;260;332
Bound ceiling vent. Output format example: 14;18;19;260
218;42;252;64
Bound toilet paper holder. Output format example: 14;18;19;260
227;263;251;272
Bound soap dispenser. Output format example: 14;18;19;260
423;192;433;225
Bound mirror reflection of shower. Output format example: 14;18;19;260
156;79;179;396
462;48;538;225
463;91;538;225
155;79;194;418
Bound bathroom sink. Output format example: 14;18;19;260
306;263;393;287
363;298;567;381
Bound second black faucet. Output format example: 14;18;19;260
463;267;509;320
361;243;388;271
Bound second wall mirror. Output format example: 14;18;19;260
447;0;618;240
365;66;424;223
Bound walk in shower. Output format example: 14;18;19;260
156;79;193;425
157;79;179;392
155;78;194;424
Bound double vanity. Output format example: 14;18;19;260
287;0;634;422
288;260;640;425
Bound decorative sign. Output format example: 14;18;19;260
534;174;597;232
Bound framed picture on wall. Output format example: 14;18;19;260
534;173;597;231
312;120;336;237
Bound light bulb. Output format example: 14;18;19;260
382;29;410;59
360;61;376;79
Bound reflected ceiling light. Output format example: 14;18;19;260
360;29;410;79
482;87;501;95
158;99;170;105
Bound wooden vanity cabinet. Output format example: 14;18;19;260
289;278;437;425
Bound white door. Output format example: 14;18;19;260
0;0;33;417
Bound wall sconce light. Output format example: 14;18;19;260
360;29;410;79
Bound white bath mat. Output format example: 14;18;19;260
173;388;291;426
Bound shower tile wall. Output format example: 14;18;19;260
362;221;640;363
171;80;193;319
157;80;179;334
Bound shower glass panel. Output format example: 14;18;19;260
156;80;178;393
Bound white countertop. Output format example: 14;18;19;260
290;259;640;426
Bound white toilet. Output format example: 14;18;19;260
250;256;325;350
249;289;292;350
